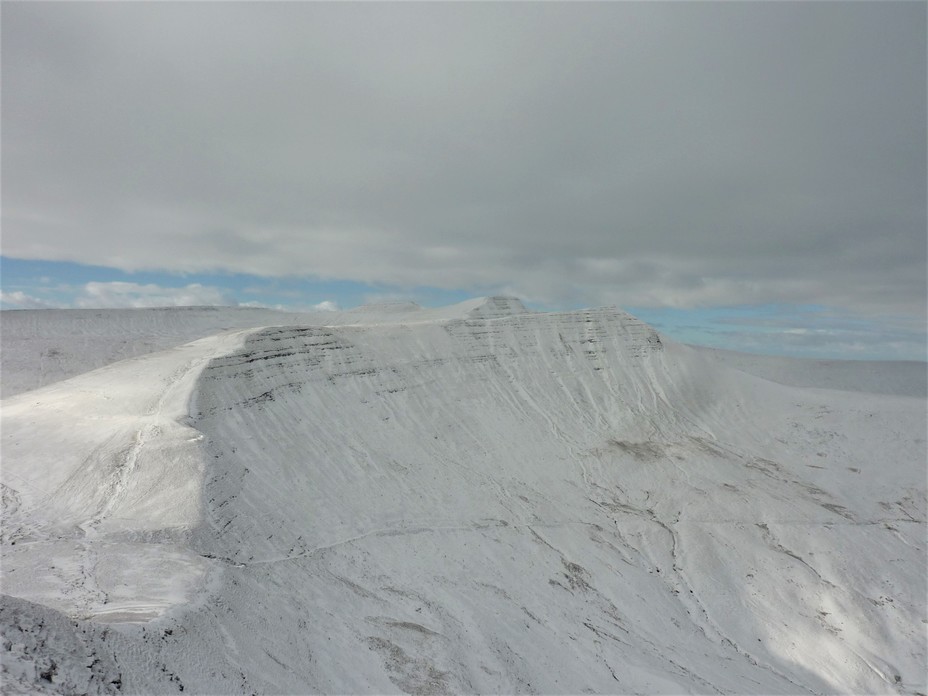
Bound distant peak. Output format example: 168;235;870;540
466;296;530;319
348;301;423;314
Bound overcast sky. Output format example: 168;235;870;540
2;2;925;359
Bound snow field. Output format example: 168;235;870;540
1;298;925;694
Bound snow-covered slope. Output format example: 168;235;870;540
0;307;298;399
0;298;530;398
2;300;925;694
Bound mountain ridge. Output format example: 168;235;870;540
1;300;924;694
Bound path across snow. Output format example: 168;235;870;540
1;328;258;623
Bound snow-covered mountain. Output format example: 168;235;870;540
0;306;313;399
1;299;925;694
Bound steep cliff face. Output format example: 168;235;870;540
2;299;925;694
190;306;669;566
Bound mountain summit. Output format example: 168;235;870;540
465;295;530;318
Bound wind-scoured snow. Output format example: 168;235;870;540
0;307;299;399
1;298;925;694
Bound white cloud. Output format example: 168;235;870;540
0;290;61;309
15;284;342;312
238;300;287;311
75;282;234;308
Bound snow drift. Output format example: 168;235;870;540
1;298;925;694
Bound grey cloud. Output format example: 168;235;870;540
2;2;925;318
